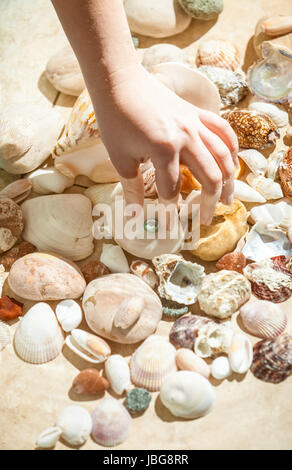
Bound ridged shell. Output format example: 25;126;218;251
228;333;253;374
0;319;11;351
130;335;177;391
105;354;131;395
27;167;74;194
198;270;251;319
234;180;266;203
14;303;64;364
239;300;287;338
160;370;215;419
279;147;292;198
142;43;191;72
251;334;292;383
211;356;232;380
56;405;92;447
84;182;122;206
91;397;131;447
0;197;23;253
196;40;240;70
65;329;111;364
169;314;212;350
223;109;280;149
246;173;283;200
130;260;158;289
72;368;110;395
266;150;284;181
238;149;267;176
36;427;62;449
100;244;129;274
55;300;82;332
0;179;31;203
175;348;210;379
249;102;288;127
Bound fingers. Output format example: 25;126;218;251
152;153;181;204
119;166;144;212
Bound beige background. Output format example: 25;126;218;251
0;0;292;451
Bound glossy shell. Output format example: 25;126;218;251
0;197;23;253
36;427;62;449
105;354;131;395
251;335;292;383
56;405;92;447
211;356;232;380
100;244;129;273
196;39;240;70
175;348;210;379
246;173;283;200
27;167;74;194
91;397;131;447
65;329;111;364
239;300;287;338
228;333;253;374
238;149;267;176
267;150;284;181
72;368;109;395
55;300;82;332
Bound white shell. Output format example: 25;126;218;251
36;427;62;449
246;173;283;200
0;319;11;351
100;244;129;273
91;397;131;447
175;349;210;379
56;405;92;446
152;254;205;305
234;179;266;203
65;329;111;364
228;333;253;374
27;167;74;194
211;356;232;380
239;300;287;338
238;149;267;176
266;151;285;181
160;371;215;419
275;199;292;229
55;300;82;332
250;203;284;227
249;102;289;127
194;321;234;358
0;178;32;203
105;354;131;395
142;44;191;72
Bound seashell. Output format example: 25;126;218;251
8;252;86;301
178;0;223;20
91;397;131;447
223;109;280;149
286;125;292;141
83;273;162;344
266;150;285;181
216;252;246;273
228;333;253;374
246;173;283;200
0;104;64;174
105;354;131;395
0;319;11;351
130;260;158;289
238;149;267;176
36;427;62;449
152;254;205;305
125;388;151;415
27;167;74;194
56;405;92;447
239;300;287;338
260;15;292;36
140;161;157;197
0;241;36;270
0;179;31;203
211;356;232;380
279;146;292;198
0;264;8;297
65;329;111;364
179;164;201;193
45;45;85;96
251;334;292;383
72;368;109;395
142;44;191;72
198;270;251;319
249;203;284;228
55;300;82;332
113;296;145;329
234;180;266;203
194;321;234;358
160;370;215;419
0;295;23;322
84;182;123;206
275;199;292;229
0;197;23;253
249;102;288;128
175;348;210;379
14;302;64;364
130;335;177;391
198;66;248;107
0;170;18;192
191;199;248;261
81;260;111;284
21;194;93;261
169;314;212;350
196;39;240;70
100;244;129;273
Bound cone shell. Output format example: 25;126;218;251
0;197;23;253
196;39;240;70
223;109;279;149
279;147;292;198
251;334;292;383
72;368;109;395
249;102;288;128
130;335;177;391
105;354;131;395
0;178;31;203
239;300;287;338
246;173;283;200
65;329;111;364
169;314;212;350
0;319;11;351
56;405;92;446
14;302;64;364
91;397;131;447
175;348;210;379
228;333;253;374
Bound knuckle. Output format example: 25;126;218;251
207;173;222;192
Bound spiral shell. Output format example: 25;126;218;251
239;300;287;338
196;39;240;70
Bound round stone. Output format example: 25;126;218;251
144;218;159;233
125;388;151;414
178;0;223;20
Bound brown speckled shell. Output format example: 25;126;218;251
72;368;110;395
279;146;292;198
251;334;292;383
216;252;246;273
169;314;211;350
81;261;110;284
0;197;23;253
223;109;279;149
0;241;36;270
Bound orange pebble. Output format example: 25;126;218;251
0;295;23;321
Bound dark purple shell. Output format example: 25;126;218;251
251;335;292;383
169;314;211;349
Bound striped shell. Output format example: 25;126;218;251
246;173;283;200
251;334;292;383
222;109;280;149
169;314;211;350
239;300;287;338
238;149;267;176
196;39;240;70
279;146;292;198
249;102;288;128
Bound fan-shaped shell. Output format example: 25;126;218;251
91;397;131;447
251;334;292;383
246;173;283;200
56;405;92;447
196;39;240;70
249;102;288;127
130;335;177;391
239;300;287;338
238;149;267;176
105;354;131;395
14;302;64;363
0;197;23;253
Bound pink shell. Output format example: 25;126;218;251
91;397;131;447
239;300;287;338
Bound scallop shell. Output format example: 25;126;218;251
223;109;280;149
0;197;23;253
246;173;283;200
27;167;74;194
169;314;212;350
241;223;292;262
266;150;285;181
130;260;158;289
249;102;288;127
142;43;191;72
100;244;129;273
0;179;32;203
21;194;94;261
0;319;11;351
14;303;64;364
55;300;82;332
194;321;234;358
279;146;292;198
216;252;246;273
238;149;267;176
36;427;62;449
239;300;287;338
228;333;253;374
0;295;22;322
56;405;92;447
105;354;131;395
211;356;232;380
65;329;111;364
198;270;251;319
130;335;177;391
175;348;210;379
251;334;292;383
234;180;266;203
160;370;215;419
196;39;240;70
72;368;110;395
91;397;131;447
152;254;205;305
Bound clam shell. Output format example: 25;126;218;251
142;43;191;72
239;300;287;338
228;333;253;374
105;354;131;395
130;260;158;289
234;180;266;203
169;314;212;350
175;348;210;379
130;335;177;391
238;149;267;176
266;150;284;181
279;146;292;198
196;39;240;70
56;405;92;447
100;244;129;273
160;371;215;419
0;179;31;203
65;329;111;364
91;396;131;447
249;102;288;128
251;335;292;383
0;197;23;253
211;356;232;380
246;173;283;200
55;299;82;332
72;368;109;395
14;303;64;364
0;319;11;351
36;427;62;449
27;167;74;194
